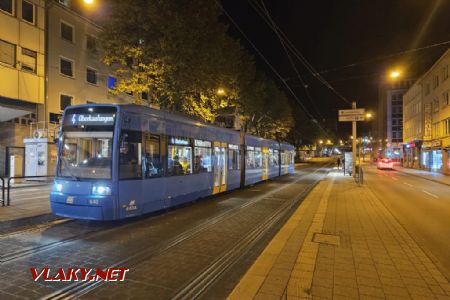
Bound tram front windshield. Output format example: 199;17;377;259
58;107;116;180
60;131;113;179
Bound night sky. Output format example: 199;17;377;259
222;0;450;137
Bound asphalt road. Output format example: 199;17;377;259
365;165;450;280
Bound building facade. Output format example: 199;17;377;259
0;0;134;176
46;1;133;125
403;82;423;168
415;48;450;174
0;0;46;175
376;77;414;161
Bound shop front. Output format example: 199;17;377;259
442;137;450;175
403;141;421;169
421;139;445;173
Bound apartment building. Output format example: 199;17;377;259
403;83;423;168
0;0;134;175
376;77;414;161
417;48;450;174
46;1;132;124
0;0;45;175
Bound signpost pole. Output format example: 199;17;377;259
352;101;357;178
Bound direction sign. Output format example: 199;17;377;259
339;115;365;122
338;108;365;122
338;109;365;116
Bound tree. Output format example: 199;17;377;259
100;0;294;138
239;70;294;140
101;0;245;122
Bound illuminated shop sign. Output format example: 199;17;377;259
66;114;115;126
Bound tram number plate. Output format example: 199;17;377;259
66;196;74;204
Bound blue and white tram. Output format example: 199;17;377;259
50;104;295;220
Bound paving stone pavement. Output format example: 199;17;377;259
229;171;450;300
0;185;52;223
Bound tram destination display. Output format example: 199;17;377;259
65;113;115;126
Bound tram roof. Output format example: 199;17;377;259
64;103;294;150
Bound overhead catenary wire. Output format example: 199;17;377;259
214;0;330;136
318;39;450;75
258;0;324;121
248;0;352;106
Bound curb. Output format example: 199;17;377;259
0;213;61;234
395;168;450;187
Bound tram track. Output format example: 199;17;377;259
172;165;331;299
0;218;72;238
1;167;318;266
40;163;331;300
172;173;321;300
0;221;116;264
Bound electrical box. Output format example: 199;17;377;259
24;138;57;177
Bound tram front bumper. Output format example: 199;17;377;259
50;192;116;220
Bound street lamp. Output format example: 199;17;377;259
365;112;372;119
390;71;400;79
217;88;225;95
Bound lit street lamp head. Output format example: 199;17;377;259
390;71;400;79
217;88;225;95
83;0;94;4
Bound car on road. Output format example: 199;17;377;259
377;158;394;170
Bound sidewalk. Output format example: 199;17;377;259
228;171;450;299
0;184;55;231
395;166;450;186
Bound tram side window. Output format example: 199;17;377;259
281;151;287;166
228;144;240;170
168;136;192;176
254;147;262;168
119;130;142;179
246;146;256;169
269;149;274;167
142;133;163;178
194;140;212;173
273;149;279;166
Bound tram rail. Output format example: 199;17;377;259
40;163;331;300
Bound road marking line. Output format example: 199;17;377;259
403;182;413;187
392;177;398;181
422;190;438;199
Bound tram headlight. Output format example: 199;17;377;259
92;184;111;196
54;182;63;192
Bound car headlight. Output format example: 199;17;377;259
92;185;111;195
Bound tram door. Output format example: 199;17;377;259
213;142;227;194
262;147;269;180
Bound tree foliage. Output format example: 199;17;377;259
100;0;293;139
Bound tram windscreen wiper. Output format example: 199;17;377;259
71;175;81;181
